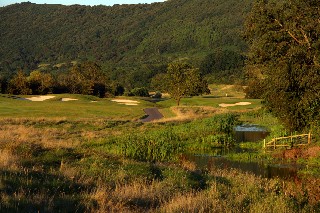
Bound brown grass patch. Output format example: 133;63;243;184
88;180;173;212
302;146;320;158
0;149;19;170
158;106;227;122
0;118;84;149
275;145;320;160
161;191;215;213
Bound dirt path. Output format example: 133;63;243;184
140;108;164;122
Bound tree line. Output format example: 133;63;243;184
1;62;125;97
1;61;209;105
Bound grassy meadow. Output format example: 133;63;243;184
0;85;320;212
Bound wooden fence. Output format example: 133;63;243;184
264;132;312;149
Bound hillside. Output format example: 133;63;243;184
0;0;253;87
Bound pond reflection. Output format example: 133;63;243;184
184;154;301;180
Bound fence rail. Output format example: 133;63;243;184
264;132;311;149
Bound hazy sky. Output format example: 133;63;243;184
0;0;166;7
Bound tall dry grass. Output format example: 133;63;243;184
0;149;19;170
0;117;319;212
87;180;176;213
0;118;82;149
157;106;227;122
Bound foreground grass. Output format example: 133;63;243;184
0;117;319;212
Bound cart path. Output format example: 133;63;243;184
140;108;164;122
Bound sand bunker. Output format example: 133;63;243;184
219;102;251;107
111;99;140;103
61;98;78;102
25;96;55;101
121;103;138;106
111;99;140;106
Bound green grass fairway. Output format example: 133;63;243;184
0;94;153;120
156;84;261;111
157;96;261;110
0;84;262;121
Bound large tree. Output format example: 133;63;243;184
7;70;31;95
163;62;209;106
62;62;109;97
28;70;53;95
245;0;320;131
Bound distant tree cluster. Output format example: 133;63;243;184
2;62;125;98
1;60;211;105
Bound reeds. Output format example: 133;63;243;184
0;116;319;212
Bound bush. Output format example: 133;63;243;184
151;91;162;98
130;87;149;97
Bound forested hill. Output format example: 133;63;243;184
0;0;253;86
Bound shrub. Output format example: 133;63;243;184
130;87;149;97
119;129;184;162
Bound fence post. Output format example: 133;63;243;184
263;139;266;149
308;132;311;144
274;139;276;149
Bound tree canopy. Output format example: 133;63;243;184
163;62;209;106
245;0;320;131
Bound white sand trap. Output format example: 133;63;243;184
117;103;138;106
25;95;55;101
61;98;78;101
91;101;98;103
124;103;138;106
219;102;251;107
111;99;140;104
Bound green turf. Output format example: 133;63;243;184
0;94;152;120
157;96;262;110
0;84;262;120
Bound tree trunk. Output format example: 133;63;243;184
176;97;181;106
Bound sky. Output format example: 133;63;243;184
0;0;166;7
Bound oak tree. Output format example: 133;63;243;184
245;0;320;131
165;62;209;106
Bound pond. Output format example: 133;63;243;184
184;153;301;180
183;124;305;180
234;124;270;142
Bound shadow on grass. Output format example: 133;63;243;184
139;97;170;103
202;95;234;98
186;170;209;190
0;169;88;212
